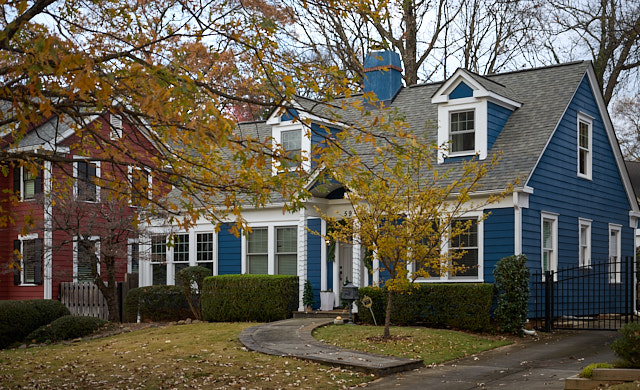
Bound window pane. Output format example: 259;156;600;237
131;243;139;274
151;236;166;263
276;227;297;253
174;263;189;284
22;240;36;283
198;262;214;273
282;130;301;151
453;249;478;277
248;228;268;254
174;234;189;262
197;233;214;262
452;219;477;247
77;161;97;201
543;221;552;249
77;243;94;282
277;254;297;275
249;254;268;274
152;263;167;285
579;123;589;148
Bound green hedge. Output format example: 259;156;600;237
25;315;107;344
0;299;70;349
357;284;494;332
202;274;298;322
123;286;193;322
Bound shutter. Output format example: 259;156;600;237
34;168;43;195
34;239;43;285
13;240;20;285
13;167;20;195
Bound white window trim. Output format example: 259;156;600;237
437;99;487;162
73;236;100;283
195;231;217;276
17;233;39;286
127;165;153;206
73;158;101;202
18;167;38;202
609;223;622;284
541;212;558;278
577;112;593;180
578;218;592;268
578;218;591;268
275;226;298;276
416;211;484;283
271;123;311;174
127;238;139;274
243;222;301;276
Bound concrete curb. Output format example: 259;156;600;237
239;318;424;376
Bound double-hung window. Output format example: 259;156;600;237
276;227;297;275
196;233;215;273
13;237;43;285
247;228;268;274
75;237;99;283
578;219;591;268
609;224;621;284
75;161;98;202
450;110;475;153
280;130;302;168
450;218;478;277
14;166;42;201
541;213;558;276
151;235;167;285
577;113;592;179
173;233;190;283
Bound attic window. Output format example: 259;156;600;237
450;110;475;153
110;114;123;139
281;129;301;166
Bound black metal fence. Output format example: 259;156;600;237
531;257;638;331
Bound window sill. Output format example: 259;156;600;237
577;173;592;180
19;283;38;287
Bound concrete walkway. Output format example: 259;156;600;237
238;318;424;376
364;330;619;389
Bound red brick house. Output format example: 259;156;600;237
0;113;158;301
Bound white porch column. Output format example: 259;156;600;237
43;161;52;299
333;247;340;307
297;209;308;311
373;250;380;285
514;192;522;255
320;219;327;291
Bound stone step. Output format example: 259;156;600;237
592;368;640;381
564;376;623;390
292;310;349;319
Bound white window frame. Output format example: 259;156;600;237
577;112;593;180
127;166;152;206
609;224;622;284
150;234;168;285
195;231;216;276
541;212;558;278
437;99;487;161
271;123;311;173
246;227;269;274
110;114;123;140
73;236;100;283
275;226;298;275
18;167;39;201
578;218;592;268
17;233;39;286
449;109;476;154
416;212;484;283
73;159;101;202
127;238;139;274
242;222;301;276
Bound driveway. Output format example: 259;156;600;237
364;330;619;389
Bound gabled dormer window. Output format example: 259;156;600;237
281;129;302;168
450;110;475;153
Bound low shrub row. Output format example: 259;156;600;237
0;299;70;349
202;274;298;322
357;283;494;332
25;315;107;344
123;285;193;322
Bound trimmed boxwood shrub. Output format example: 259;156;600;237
612;322;640;368
202;274;298;322
493;254;530;335
0;299;70;349
176;266;212;320
25;315;107;344
124;286;193;322
357;283;494;332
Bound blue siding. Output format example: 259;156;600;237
307;218;322;309
218;224;242;275
449;82;474;99
280;109;298;122
487;102;512;150
523;75;634;315
483;208;514;283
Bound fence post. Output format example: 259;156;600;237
626;256;631;324
544;270;554;332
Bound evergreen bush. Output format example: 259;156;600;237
202;274;298;322
612;322;640;368
357;283;494;332
0;299;70;349
25;315;107;343
493;254;530;335
124;286;193;322
303;279;314;309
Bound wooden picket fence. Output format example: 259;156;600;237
59;282;109;320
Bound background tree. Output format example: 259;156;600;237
613;96;640;160
315;109;511;338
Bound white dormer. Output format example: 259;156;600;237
431;69;521;163
266;101;343;174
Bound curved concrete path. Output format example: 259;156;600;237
238;318;424;376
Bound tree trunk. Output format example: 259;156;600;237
94;255;120;322
383;290;394;339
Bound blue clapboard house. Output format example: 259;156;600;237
139;51;639;318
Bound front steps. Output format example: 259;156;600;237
292;309;349;319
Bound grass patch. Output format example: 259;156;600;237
314;325;511;365
0;323;371;389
